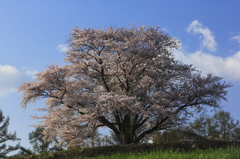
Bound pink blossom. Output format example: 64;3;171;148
19;26;231;145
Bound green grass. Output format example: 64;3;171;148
78;146;240;159
8;141;240;159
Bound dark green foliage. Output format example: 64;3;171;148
213;111;239;140
232;126;240;141
152;127;206;143
189;113;213;139
17;146;35;156
28;127;63;154
0;109;21;158
189;111;239;141
178;128;207;141
16;127;64;156
153;130;180;143
153;111;240;143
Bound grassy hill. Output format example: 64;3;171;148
7;140;240;159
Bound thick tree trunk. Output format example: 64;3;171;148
115;133;136;144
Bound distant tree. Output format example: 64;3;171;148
80;130;103;148
152;126;206;143
29;127;64;154
153;129;179;143
16;147;34;156
0;109;20;158
179;127;206;141
17;127;63;156
108;130;120;145
213;111;239;140
19;25;231;146
231;126;240;141
189;113;215;139
189;111;239;141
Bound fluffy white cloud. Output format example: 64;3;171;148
57;44;70;53
187;20;217;52
173;49;240;81
179;21;240;81
0;65;37;97
231;34;240;45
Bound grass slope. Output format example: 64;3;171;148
7;141;240;159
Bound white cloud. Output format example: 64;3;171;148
25;70;38;79
173;49;240;81
182;21;240;81
231;34;240;45
57;44;70;53
0;65;37;97
187;20;217;52
21;66;38;79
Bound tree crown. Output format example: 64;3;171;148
19;25;232;146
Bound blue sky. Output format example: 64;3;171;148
0;0;240;156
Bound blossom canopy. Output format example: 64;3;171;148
19;26;231;146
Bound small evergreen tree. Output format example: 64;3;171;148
189;113;216;139
232;126;240;141
213;111;239;140
29;127;63;154
17;127;63;156
189;111;239;141
0;109;20;158
16;146;34;156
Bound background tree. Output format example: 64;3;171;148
189;113;215;139
15;147;34;156
19;26;231;146
80;130;104;148
108;130;121;145
231;126;240;141
189;111;239;141
153;129;180;143
152;126;204;143
212;111;239;140
0;109;20;158
29;127;63;154
178;127;206;141
16;127;63;156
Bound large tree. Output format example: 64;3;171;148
0;109;20;157
19;26;231;146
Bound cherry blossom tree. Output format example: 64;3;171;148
19;26;231;146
